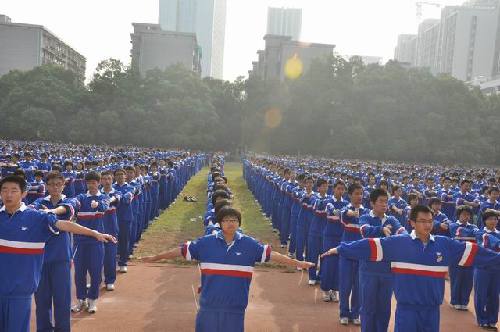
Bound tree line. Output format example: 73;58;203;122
0;56;498;165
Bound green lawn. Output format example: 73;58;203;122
135;162;285;266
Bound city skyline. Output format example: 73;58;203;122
1;0;464;82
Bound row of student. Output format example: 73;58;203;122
139;157;314;332
0;150;205;332
243;158;500;331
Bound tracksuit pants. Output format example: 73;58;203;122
449;265;473;306
339;256;360;319
295;214;310;261
74;242;104;300
306;233;322;281
0;296;31;332
195;309;244;332
320;236;340;292
35;261;71;332
104;240;118;284
288;212;299;255
359;272;393;332
474;268;500;326
118;219;131;266
394;304;440;332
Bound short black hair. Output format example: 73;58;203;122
333;180;346;189
370;188;388;204
0;175;28;192
316;178;328;187
348;183;363;195
428;197;442;207
482;210;499;223
85;171;101;182
46;171;64;183
216;207;241;226
456;205;473;218
409;205;433;221
488;186;499;194
211;190;230;206
34;170;44;178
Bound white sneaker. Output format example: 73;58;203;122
322;291;332;302
106;284;115;291
459;305;469;311
331;291;339;303
280;244;287;248
452;304;461;310
119;266;128;273
308;279;317;286
352;318;361;325
71;299;88;313
340;317;349;325
87;299;97;313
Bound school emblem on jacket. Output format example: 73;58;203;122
436;252;443;263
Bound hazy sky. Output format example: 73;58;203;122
1;0;464;82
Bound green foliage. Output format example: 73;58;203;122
0;57;498;165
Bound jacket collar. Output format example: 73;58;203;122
410;230;435;242
0;202;27;213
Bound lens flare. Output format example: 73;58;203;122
284;54;304;80
264;108;282;129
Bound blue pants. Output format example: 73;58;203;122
339;256;360;319
394;304;440;332
104;241;118;284
129;213;138;254
74;242;104;300
288;212;299;255
449;265;473;306
306;233;322;281
295;214;310;261
118;219;131;266
360;273;393;332
474;268;500;325
279;205;291;245
0;296;31;332
320;236;340;292
34;261;71;332
195;309;244;332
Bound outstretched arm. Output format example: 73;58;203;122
140;247;183;262
270;251;315;269
54;220;116;243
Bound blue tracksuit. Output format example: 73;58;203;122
288;185;304;256
358;211;407;332
320;197;348;292
182;231;271;332
74;192;109;300
337;231;500;332
113;183;134;267
295;192;315;261
431;211;450;237
338;204;369;320
387;196;408;229
31;195;76;332
307;194;331;281
0;204;59;332
102;189;121;285
449;221;479;306
474;229;500;326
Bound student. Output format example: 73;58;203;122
321;180;348;302
140;207;314;332
295;176;315;262
26;170;46;205
0;175;115;332
113;168;135;273
449;205;479;310
30;171;78;332
72;171;111;314
338;183;369;325
101;170;121;291
322;205;500;332
358;189;407;332
306;178;331;285
429;197;450;236
473;210;500;330
478;187;499;229
388;185;408;230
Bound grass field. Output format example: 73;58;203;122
135;162;285;264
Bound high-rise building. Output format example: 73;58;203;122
416;19;440;72
394;34;417;65
158;0;226;79
130;23;201;77
249;35;334;81
437;2;499;81
267;7;302;41
0;16;86;81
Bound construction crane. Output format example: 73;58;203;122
416;1;442;23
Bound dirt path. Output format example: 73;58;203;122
63;263;487;332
